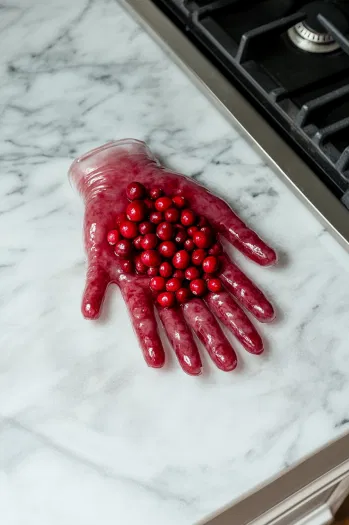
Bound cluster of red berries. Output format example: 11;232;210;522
107;181;223;308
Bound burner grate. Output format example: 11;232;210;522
153;0;349;204
318;13;349;55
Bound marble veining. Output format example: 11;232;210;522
1;0;349;524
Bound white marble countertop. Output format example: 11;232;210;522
1;1;349;524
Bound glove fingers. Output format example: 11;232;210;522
121;283;165;368
157;306;202;376
219;255;275;322
218;216;277;266
82;264;109;319
206;291;263;354
182;298;237;372
184;184;276;266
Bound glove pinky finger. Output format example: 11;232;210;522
82;264;109;320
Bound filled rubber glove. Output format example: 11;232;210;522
69;139;276;375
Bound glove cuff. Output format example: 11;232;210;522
68;139;158;200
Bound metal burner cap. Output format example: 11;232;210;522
288;21;340;53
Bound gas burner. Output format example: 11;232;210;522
287;21;339;53
287;1;348;54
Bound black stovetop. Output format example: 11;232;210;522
151;0;349;208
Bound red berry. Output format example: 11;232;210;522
173;269;185;280
150;276;166;292
141;233;158;250
202;256;219;273
172;195;187;209
166;277;182;292
192;249;206;266
115;239;132;258
119;220;139;239
155;196;172;211
133;235;143;250
202;272;213;281
116;212;127;226
173;250;190;270
144;198;155;211
209;242;223;256
187;226;199;237
158;241;177;258
190;278;207;297
157;291;176;308
200;226;214;236
207;278;223;293
181;209;196;227
184;238;195;252
135;254;147;274
185;266;201;281
156;222;174;241
120;259;134;274
176;288;192;304
149;187;163;200
147;266;159;277
193;230;212;249
159;262;173;278
126;200;147;222
107;229;120;245
150;211;164;224
197;215;209;228
126;181;146;201
164;207;180;223
175;230;187;244
139;221;154;235
141;250;162;267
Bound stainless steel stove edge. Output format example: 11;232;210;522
194;431;349;525
122;0;349;254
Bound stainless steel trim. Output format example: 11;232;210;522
195;432;349;525
122;0;349;253
328;476;349;515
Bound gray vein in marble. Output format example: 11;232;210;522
3;417;197;506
